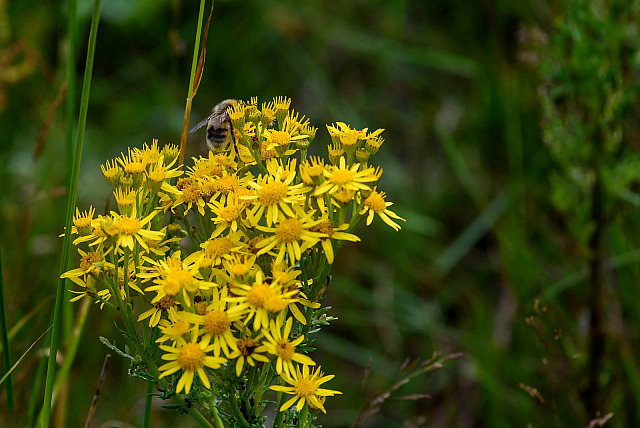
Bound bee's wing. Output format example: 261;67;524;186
209;111;230;129
189;115;213;133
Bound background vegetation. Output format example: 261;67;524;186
2;0;640;426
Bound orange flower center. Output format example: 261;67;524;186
178;343;204;371
220;205;241;222
80;252;101;271
164;270;195;295
333;189;355;204
154;296;175;310
275;218;303;243
364;191;386;213
203;310;231;335
264;294;287;313
247;282;273;307
294;378;318;397
329;169;354;185
205;237;233;259
270;130;291;146
213;175;239;194
182;184;202;203
172;320;190;336
230;263;250;277
258;181;288;206
118;217;140;235
310;221;333;236
275;340;294;361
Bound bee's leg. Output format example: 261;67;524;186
230;123;240;160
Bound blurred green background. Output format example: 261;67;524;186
4;0;640;426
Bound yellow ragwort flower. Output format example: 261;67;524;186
359;188;405;231
138;295;177;327
270;364;342;414
225;271;298;331
181;287;241;358
158;328;227;394
261;315;315;377
227;327;269;376
255;209;327;266
115;208;164;252
243;169;306;227
314;156;378;197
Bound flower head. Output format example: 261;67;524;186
158;328;227;394
270;365;342;414
261;315;315;376
359;188;405;231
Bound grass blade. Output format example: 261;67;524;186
41;0;102;426
0;247;14;410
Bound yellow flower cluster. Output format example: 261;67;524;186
62;97;403;416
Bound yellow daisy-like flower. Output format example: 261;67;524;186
61;247;112;284
158;328;227;395
261;315;315;376
209;196;249;237
146;154;183;192
263;119;307;155
227;328;269;377
255;209;327;266
144;254;212;305
208;173;244;205
243;168;306;227
115;209;164;252
155;308;193;346
273;96;291;118
314;156;378;197
139;139;163;166
182;287;241;357
260;101;276;126
359;188;405;231
270;263;319;325
270;365;342;414
228;102;246;129
138;295;177;327
225;271;298;332
221;254;258;285
200;231;246;267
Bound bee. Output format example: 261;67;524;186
190;99;238;155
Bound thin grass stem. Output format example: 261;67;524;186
0;247;15;411
41;1;102;426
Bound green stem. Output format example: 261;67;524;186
300;404;309;428
0;248;14;411
272;387;285;428
42;1;102;426
211;405;224;428
229;392;250;427
178;0;206;167
63;0;78;363
143;381;153;428
35;298;91;427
